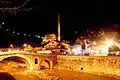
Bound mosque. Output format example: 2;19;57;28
41;13;70;53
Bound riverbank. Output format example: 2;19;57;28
56;55;120;77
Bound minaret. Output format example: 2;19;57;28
58;13;61;41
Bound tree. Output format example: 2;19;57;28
109;45;120;52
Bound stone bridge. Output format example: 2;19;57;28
0;52;57;70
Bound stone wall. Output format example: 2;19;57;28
55;55;120;77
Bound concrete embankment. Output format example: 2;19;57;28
54;55;120;77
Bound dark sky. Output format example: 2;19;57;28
0;1;120;45
1;1;120;32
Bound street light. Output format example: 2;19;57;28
10;44;13;48
10;44;13;51
105;39;113;47
23;44;27;47
23;44;27;51
2;22;4;25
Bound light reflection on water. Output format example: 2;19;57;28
0;72;16;80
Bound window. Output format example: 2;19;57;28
35;58;38;64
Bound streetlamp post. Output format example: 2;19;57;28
23;44;27;51
10;44;13;49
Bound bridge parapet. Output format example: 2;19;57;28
0;52;57;70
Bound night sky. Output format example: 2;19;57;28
0;1;120;46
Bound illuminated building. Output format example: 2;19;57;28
41;13;71;51
42;34;56;43
71;45;82;55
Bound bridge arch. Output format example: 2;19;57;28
40;58;53;69
0;54;33;70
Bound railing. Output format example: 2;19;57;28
0;49;55;55
0;50;28;55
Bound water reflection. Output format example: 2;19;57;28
0;72;16;80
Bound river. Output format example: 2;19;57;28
0;69;119;80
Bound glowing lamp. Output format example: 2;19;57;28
10;44;13;47
23;44;27;47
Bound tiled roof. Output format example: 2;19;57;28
41;41;51;47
